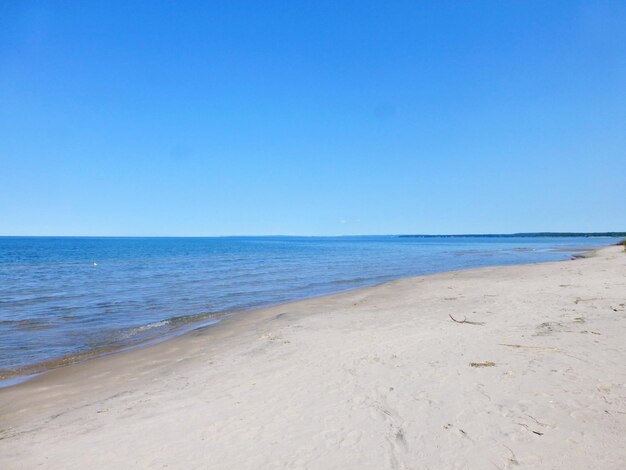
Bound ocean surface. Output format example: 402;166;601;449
0;236;618;379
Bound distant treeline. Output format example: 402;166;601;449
398;232;626;238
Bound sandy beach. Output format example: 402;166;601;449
1;245;625;469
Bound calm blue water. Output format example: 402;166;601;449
0;236;617;377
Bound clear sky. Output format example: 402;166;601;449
1;1;625;236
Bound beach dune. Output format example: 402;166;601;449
1;246;625;469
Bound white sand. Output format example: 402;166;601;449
1;246;625;469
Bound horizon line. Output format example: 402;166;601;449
1;232;625;239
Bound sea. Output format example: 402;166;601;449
0;235;618;382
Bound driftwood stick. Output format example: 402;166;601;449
449;314;485;326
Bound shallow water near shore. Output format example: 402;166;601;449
0;235;617;379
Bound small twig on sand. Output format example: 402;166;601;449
526;414;548;427
449;314;485;326
499;343;559;351
470;361;496;368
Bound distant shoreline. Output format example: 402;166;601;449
399;232;626;238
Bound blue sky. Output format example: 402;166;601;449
1;1;625;236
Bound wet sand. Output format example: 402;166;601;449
1;245;625;469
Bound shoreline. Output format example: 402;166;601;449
0;245;607;387
1;245;625;468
